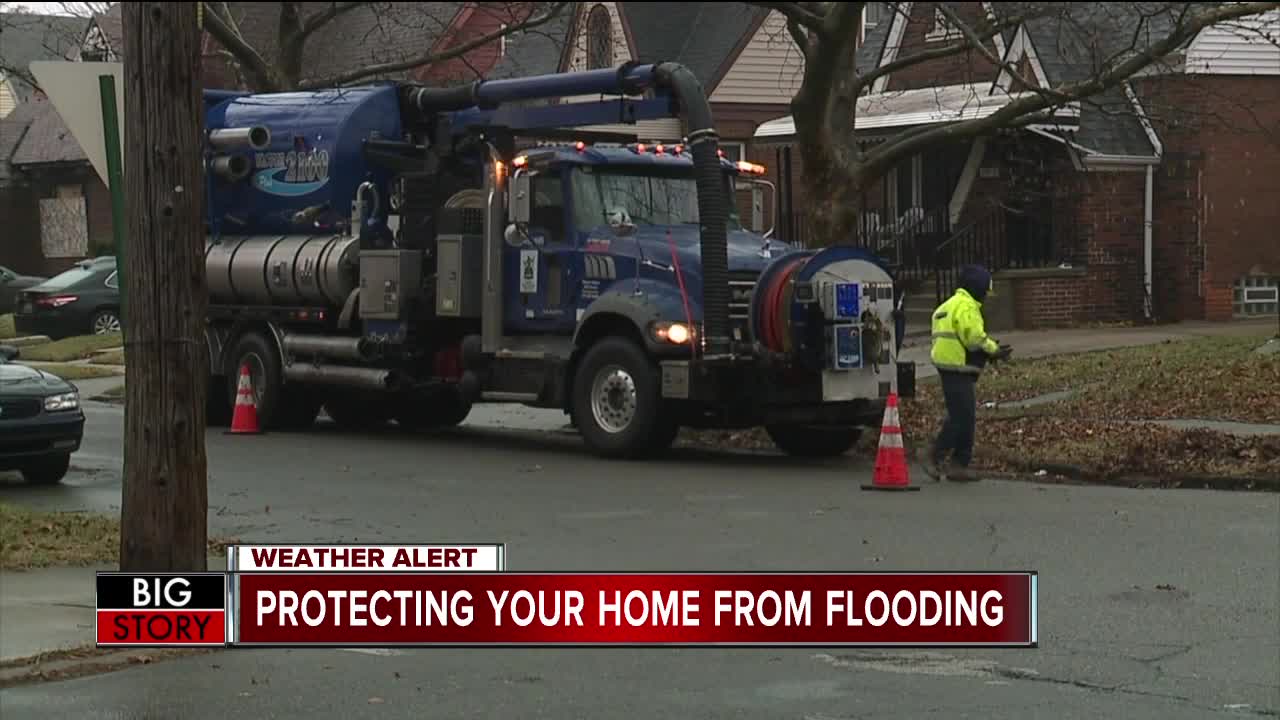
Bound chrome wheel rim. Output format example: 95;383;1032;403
94;313;120;334
590;365;637;434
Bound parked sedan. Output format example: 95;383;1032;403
0;265;47;315
0;344;84;484
13;257;120;339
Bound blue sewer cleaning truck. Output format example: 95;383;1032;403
198;62;914;458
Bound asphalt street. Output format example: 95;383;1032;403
1;400;1277;719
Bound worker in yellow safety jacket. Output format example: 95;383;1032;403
924;265;1012;482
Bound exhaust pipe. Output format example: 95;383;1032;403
284;363;398;390
208;126;271;151
283;334;375;362
654;63;731;358
211;154;251;182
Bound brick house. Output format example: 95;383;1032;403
751;2;1280;330
0;2;531;276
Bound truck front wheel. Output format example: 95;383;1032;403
765;425;862;458
572;336;666;459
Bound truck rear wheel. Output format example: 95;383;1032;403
572;336;665;459
765;425;862;458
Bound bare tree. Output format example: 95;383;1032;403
747;1;1280;245
199;1;573;92
118;0;209;571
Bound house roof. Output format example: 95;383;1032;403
0;95;88;184
207;2;466;86
488;6;577;80
619;3;770;90
0;11;88;102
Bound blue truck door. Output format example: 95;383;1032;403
504;170;577;334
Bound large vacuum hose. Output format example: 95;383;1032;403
654;62;731;357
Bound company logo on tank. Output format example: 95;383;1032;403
253;149;331;197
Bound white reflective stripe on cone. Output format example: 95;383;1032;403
882;407;900;427
878;431;904;448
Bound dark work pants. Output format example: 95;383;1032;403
932;370;978;467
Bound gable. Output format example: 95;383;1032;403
563;2;633;72
880;2;1005;92
993;24;1048;93
710;11;801;105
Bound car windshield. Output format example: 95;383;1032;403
571;168;742;231
36;264;100;291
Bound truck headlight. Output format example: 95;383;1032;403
44;391;80;412
650;321;693;345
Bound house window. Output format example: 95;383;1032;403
924;7;961;43
864;2;889;28
1233;275;1279;317
586;5;612;70
720;142;746;163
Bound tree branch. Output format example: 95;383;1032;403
299;1;363;40
748;1;826;32
859;1;1280;182
854;9;1027;94
200;1;279;90
298;1;572;89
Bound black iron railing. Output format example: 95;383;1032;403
932;207;1062;303
775;205;951;276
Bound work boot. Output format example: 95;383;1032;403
918;449;945;482
946;465;981;482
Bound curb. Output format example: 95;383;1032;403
976;450;1280;492
0;647;216;689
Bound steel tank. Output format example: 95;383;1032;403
204;235;359;307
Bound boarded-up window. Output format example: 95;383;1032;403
39;195;89;258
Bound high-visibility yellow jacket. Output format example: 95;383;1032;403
930;288;1001;374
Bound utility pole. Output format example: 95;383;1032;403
118;1;209;571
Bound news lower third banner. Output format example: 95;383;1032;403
95;545;1038;648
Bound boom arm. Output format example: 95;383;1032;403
403;63;734;358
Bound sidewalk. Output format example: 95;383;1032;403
0;553;227;665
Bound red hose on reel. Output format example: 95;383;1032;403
758;255;805;353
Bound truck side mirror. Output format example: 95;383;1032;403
509;170;531;224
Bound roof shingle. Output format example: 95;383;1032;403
0;11;89;102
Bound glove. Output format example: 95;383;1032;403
993;343;1014;361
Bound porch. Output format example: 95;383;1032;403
753;83;1085;317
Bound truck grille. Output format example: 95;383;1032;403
0;398;42;420
728;271;759;341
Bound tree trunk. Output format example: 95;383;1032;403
792;99;863;248
119;2;210;572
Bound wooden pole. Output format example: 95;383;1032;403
118;1;209;572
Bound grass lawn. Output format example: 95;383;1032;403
897;334;1279;480
0;503;237;570
0;314;14;340
91;383;126;403
15;333;122;363
88;349;125;366
679;335;1279;481
22;362;123;381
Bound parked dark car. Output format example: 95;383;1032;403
13;257;120;339
0;344;84;484
0;265;47;315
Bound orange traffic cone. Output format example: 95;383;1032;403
227;363;262;435
862;392;918;491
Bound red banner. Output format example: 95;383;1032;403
234;573;1036;647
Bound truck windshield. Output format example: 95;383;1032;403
571;168;742;232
